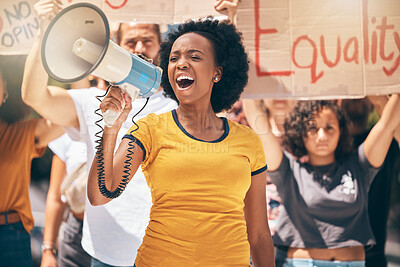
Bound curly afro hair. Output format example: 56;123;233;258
159;17;249;113
283;100;353;160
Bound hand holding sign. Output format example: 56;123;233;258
214;0;238;23
34;0;63;31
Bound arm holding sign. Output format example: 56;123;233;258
368;94;400;143
21;0;80;129
242;99;284;171
364;94;400;168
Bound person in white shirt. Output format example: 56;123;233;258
23;1;176;266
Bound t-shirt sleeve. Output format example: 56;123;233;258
357;142;381;188
122;114;155;167
48;133;69;162
23;119;46;159
250;131;268;176
66;88;92;142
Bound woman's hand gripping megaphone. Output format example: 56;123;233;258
100;86;133;128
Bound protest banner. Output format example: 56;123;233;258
0;0;38;55
1;0;399;97
237;0;400;98
61;0;221;23
0;0;220;54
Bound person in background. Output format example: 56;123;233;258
225;99;250;126
0;56;63;266
243;95;400;267
41;134;89;267
258;99;297;235
88;16;275;267
40;77;102;267
341;96;400;267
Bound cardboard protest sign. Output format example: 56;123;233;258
237;0;400;98
0;0;38;55
2;0;399;98
0;0;220;55
61;0;221;23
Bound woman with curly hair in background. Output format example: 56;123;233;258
86;17;275;266
243;97;400;267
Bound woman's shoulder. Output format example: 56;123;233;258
139;110;173;125
226;118;255;135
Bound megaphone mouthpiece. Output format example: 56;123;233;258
72;37;103;65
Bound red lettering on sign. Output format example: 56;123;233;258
292;35;323;83
383;32;400;76
253;0;294;77
105;0;128;9
378;17;394;61
320;36;341;68
343;37;359;64
252;0;400;83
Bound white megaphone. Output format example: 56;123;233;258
41;3;162;126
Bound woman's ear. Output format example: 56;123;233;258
213;66;223;83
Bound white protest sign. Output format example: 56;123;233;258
0;0;220;55
0;0;38;55
238;0;400;98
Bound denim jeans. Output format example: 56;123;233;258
91;257;134;267
0;222;33;267
283;258;365;267
58;214;91;267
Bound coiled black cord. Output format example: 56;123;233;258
95;85;150;199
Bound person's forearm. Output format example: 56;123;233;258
250;236;275;267
41;195;65;267
87;127;119;206
368;95;400;143
21;29;49;108
377;94;400;132
379;93;400;144
242;99;283;171
43;195;66;245
364;94;400;167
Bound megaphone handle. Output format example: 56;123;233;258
103;109;121;127
102;86;139;127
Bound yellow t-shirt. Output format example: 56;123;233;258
124;110;267;266
0;119;44;233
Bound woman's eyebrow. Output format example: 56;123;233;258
171;49;205;55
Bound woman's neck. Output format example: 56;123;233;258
308;154;336;166
176;104;224;139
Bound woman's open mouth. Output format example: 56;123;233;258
176;75;194;90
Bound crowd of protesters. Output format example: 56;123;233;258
1;0;400;267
